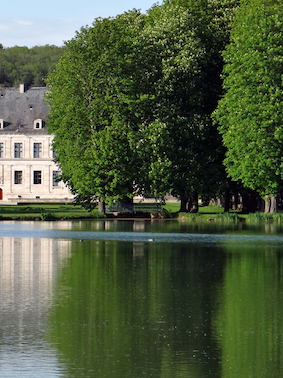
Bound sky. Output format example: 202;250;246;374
2;0;158;48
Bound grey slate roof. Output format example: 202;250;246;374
0;86;49;135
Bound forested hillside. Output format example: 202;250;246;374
0;44;64;87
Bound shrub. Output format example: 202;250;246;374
179;212;201;220
40;211;55;221
217;212;239;221
246;212;283;222
91;209;106;219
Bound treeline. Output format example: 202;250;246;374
0;44;64;87
214;0;283;213
46;0;283;213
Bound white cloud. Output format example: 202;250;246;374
14;19;33;26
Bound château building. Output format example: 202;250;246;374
0;84;73;203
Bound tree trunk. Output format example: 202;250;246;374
231;194;239;210
224;188;230;213
242;189;257;213
180;197;188;212
98;200;105;214
241;193;249;213
270;196;278;213
264;195;270;213
249;190;257;213
210;198;217;206
189;191;198;213
259;197;265;212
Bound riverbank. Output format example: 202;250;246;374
0;203;281;222
0;203;100;221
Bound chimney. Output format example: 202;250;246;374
19;84;25;93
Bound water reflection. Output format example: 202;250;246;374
47;239;224;378
0;221;283;377
214;244;283;377
2;220;283;244
0;237;71;377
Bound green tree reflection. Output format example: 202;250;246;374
47;239;223;378
214;242;283;377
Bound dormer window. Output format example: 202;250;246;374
34;119;44;129
0;119;4;129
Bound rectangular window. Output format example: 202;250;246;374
14;143;23;158
33;170;42;184
14;171;22;184
0;143;3;158
33;143;42;158
52;171;60;187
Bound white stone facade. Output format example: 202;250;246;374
0;85;73;203
0;134;73;202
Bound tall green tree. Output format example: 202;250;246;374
47;1;239;211
134;3;230;211
46;11;145;206
166;0;241;211
213;1;283;212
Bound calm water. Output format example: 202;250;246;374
0;219;283;377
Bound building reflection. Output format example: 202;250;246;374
133;221;146;231
0;237;71;344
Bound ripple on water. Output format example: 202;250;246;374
0;346;66;377
0;221;283;245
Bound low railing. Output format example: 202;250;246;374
106;202;162;214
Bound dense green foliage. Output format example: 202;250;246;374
0;44;64;87
213;1;283;200
11;0;282;213
47;12;146;204
134;4;209;202
135;0;240;207
47;1;239;209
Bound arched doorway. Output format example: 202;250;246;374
0;188;3;200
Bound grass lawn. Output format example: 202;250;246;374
163;203;225;215
162;202;181;213
199;205;224;214
0;203;99;220
163;203;252;221
166;204;283;222
0;202;278;222
0;202;225;221
163;203;226;213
